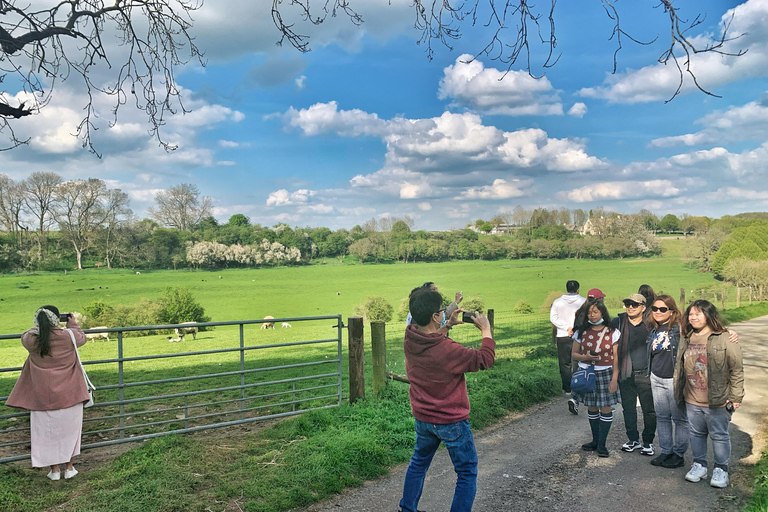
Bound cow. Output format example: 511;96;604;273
261;316;275;329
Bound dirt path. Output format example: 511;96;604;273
301;316;768;512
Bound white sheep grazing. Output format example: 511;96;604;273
261;316;275;329
281;322;291;328
86;327;110;342
175;322;198;340
168;334;184;342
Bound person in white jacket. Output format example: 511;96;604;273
550;281;586;413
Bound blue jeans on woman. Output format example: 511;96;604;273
686;403;732;471
399;419;477;512
650;373;689;456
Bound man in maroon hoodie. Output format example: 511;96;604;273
399;289;495;512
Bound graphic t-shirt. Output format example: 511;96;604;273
650;328;675;378
684;331;710;406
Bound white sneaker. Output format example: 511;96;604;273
685;462;707;482
64;468;78;480
621;440;641;452
46;470;61;481
640;443;654;456
710;467;729;488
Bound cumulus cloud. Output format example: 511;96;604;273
282;103;605;179
562;180;681;202
418;202;432;211
438;55;563;116
567;103;588;118
459;178;533;199
579;0;768;103
650;94;768;147
266;188;316;206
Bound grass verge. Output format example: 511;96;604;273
0;324;559;512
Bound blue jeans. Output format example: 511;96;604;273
400;419;477;512
687;403;732;471
650;373;688;456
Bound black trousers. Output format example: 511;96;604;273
556;336;575;393
619;372;657;444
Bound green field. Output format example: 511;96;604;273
0;249;723;335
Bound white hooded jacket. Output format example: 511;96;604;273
550;293;586;337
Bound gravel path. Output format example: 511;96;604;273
301;316;768;512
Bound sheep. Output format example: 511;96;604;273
281;322;291;328
86;327;110;342
174;322;198;340
261;316;275;329
168;334;184;343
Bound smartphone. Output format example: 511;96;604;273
462;312;475;323
59;313;70;322
725;402;735;413
589;350;598;356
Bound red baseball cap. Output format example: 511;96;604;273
587;288;606;299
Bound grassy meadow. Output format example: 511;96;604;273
2;242;759;511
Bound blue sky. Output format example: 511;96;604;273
2;0;768;230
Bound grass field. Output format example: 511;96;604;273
2;244;761;511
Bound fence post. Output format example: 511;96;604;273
736;287;741;308
679;288;686;312
487;309;495;338
371;322;387;397
348;316;365;403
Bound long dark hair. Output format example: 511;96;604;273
646;294;682;331
573;298;612;338
638;284;656;307
35;305;60;357
682;300;727;336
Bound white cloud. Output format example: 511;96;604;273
578;0;768;103
562;180;681;202
650;95;768;147
567;102;587;118
417;202;432;211
219;140;239;148
438;55;563;116
295;75;307;90
298;203;335;214
460;178;533;199
266;188;316;206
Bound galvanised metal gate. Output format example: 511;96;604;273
0;315;343;463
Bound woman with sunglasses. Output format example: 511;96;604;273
571;293;621;457
676;300;743;488
646;294;688;469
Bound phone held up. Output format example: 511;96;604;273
59;313;71;322
462;312;476;323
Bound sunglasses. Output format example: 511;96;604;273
651;306;670;313
623;301;642;308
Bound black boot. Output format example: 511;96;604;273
582;412;600;451
597;412;612;457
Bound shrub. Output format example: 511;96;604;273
355;297;393;323
540;290;564;313
397;297;410;322
82;300;115;327
461;295;485;314
513;300;535;314
158;287;211;325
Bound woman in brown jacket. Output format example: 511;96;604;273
6;305;89;481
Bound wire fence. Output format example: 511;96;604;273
0;316;343;464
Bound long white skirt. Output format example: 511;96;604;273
30;403;83;467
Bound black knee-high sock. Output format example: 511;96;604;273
598;412;613;449
588;412;600;444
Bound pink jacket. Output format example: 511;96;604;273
5;318;90;411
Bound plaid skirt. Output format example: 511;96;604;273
574;367;621;408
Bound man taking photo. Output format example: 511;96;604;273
399;289;495;512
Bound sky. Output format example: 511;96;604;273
2;0;768;231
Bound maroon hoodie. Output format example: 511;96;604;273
404;324;496;424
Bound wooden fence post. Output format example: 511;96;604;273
371;322;387;397
487;309;495;338
348;316;365;403
736;287;741;308
679;288;686;312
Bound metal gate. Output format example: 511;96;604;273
0;315;343;463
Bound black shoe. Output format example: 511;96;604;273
597;446;609;458
651;453;670;466
582;441;598;451
661;453;685;468
568;398;578;415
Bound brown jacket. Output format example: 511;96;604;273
5;319;90;411
673;331;745;408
